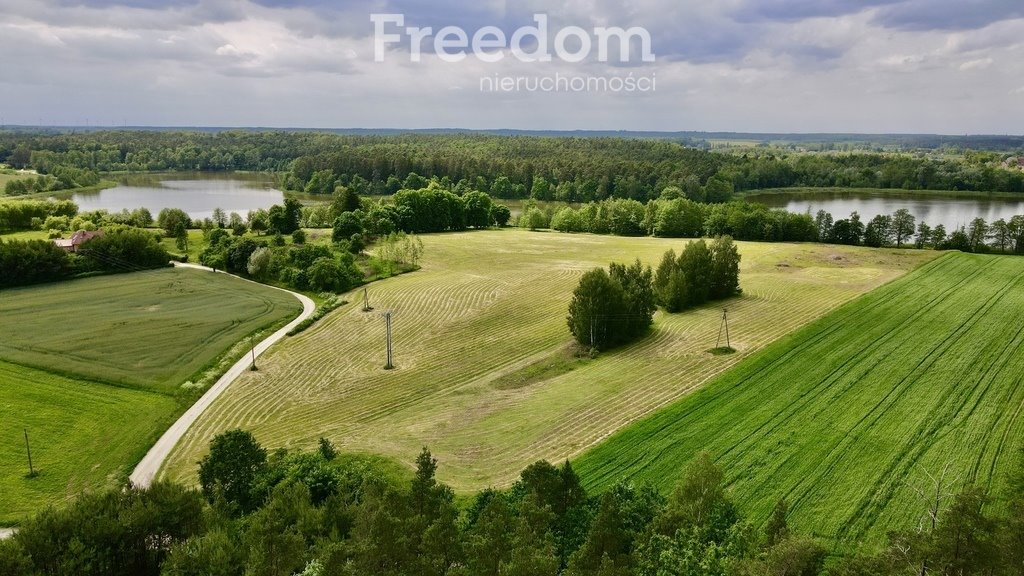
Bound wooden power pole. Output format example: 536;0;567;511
24;428;35;477
381;311;394;370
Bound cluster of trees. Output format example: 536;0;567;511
655;238;741;313
0;227;170;288
3;166;102;196
329;187;508;250
4;430;1023;576
567;239;741;351
0;200;77;232
812;209;1024;253
547;197;819;243
198;230;364;294
567;261;655;351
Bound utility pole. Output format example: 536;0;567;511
24;429;35;477
362;287;372;312
381;311;394;370
717;309;731;349
249;334;257;371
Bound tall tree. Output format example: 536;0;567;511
968;217;989;252
891;208;916;248
567;269;618;350
197;429;268;515
709;235;741;300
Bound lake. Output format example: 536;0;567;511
72;173;284;221
746;189;1024;231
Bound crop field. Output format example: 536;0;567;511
162;230;936;490
0;268;303;524
575;253;1024;543
0;268;302;392
0;361;175;524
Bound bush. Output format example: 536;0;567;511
0;239;74;288
80;227;171;271
307;255;361;293
332;212;363;242
519;207;548;230
490;204;512;227
0;199;78;233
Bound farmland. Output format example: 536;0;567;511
0;361;175;524
0;268;302;392
0;267;303;524
575;252;1024;543
162;230;937;490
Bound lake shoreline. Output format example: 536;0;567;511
743;186;1024;201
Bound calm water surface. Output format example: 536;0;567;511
72;173;284;221
746;190;1024;231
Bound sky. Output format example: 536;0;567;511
1;0;1023;133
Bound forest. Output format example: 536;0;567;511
2;131;1024;202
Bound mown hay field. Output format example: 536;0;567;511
163;230;937;490
0;268;302;392
575;252;1024;543
0;267;302;524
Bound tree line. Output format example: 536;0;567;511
545;197;818;243
538;194;1024;253
2;429;1022;576
4;131;1024;204
811;209;1024;253
0;227;171;289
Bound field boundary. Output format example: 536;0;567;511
129;263;315;487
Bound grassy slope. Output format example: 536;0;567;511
0;361;175;524
163;230;936;490
575;253;1024;543
0;268;304;525
0;268;302;392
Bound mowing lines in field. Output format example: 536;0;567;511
161;231;937;491
575;253;1024;543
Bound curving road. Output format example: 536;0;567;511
128;262;315;488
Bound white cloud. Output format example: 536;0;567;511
959;58;993;71
0;0;1022;132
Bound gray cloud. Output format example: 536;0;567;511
0;0;1022;132
871;0;1024;31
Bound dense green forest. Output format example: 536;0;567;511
2;131;1023;201
1;430;1021;576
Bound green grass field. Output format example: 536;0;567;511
0;170;34;190
0;361;176;524
162;230;936;490
575;252;1024;543
0;268;302;392
0;268;303;525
